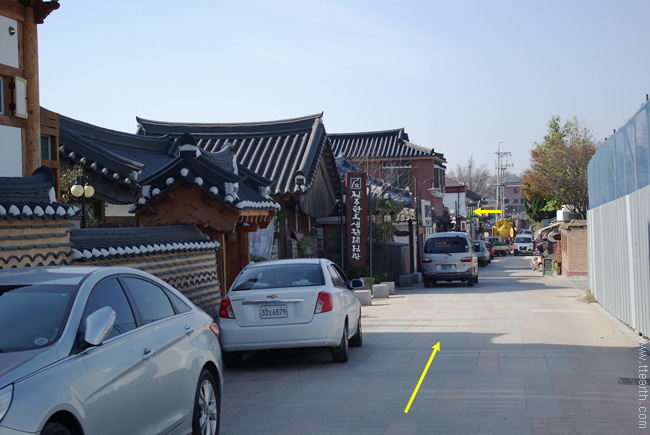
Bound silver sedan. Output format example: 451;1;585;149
0;266;222;435
218;259;363;366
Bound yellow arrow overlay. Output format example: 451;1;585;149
404;342;440;413
474;207;502;216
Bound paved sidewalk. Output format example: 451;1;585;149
221;256;647;434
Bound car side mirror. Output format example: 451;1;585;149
84;306;116;346
350;279;364;290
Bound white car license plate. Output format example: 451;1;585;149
260;305;288;319
441;264;453;270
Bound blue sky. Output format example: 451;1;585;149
38;0;650;175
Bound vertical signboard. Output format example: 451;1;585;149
346;172;367;266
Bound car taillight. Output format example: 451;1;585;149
219;298;235;319
422;258;432;263
209;322;220;339
314;292;333;314
460;256;472;262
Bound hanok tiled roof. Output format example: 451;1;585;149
58;115;277;213
136;114;332;196
129;137;279;214
58;114;177;187
70;224;220;262
0;167;78;221
329;128;445;161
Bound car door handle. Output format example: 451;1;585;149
184;326;194;335
142;348;156;360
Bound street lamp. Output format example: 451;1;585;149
70;174;94;228
414;177;439;272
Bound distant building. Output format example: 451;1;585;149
504;181;527;229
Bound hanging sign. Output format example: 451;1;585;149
346;172;367;266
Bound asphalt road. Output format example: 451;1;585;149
220;255;644;434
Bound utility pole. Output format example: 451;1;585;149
494;142;512;222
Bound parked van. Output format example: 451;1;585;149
421;232;478;287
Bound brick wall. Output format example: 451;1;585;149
561;222;587;277
410;160;445;215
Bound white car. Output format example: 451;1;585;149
218;259;364;366
514;235;534;255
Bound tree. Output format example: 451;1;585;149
521;116;598;219
447;154;492;198
524;198;557;223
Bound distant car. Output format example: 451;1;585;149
421;232;478;287
0;266;223;435
485;241;494;258
473;240;490;267
519;229;533;235
218;259;364;366
514;235;535;255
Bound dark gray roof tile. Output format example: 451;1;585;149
329;129;441;160
136;114;330;196
70;224;220;261
0;167;78;221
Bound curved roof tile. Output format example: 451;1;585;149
70;224;220;261
329;128;441;160
129;144;279;214
0;167;78;221
136;114;329;196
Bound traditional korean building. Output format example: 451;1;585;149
58;115;279;290
328;128;447;220
135;114;342;259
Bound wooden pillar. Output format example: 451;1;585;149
22;6;41;176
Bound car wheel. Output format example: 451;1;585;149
431;280;437;287
468;275;474;287
475;275;479;284
332;323;349;363
41;423;72;435
222;350;243;368
192;369;220;435
349;316;363;347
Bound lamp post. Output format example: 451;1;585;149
70;174;94;228
414;177;438;272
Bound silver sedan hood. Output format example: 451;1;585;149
0;347;59;388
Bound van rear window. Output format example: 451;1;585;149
424;237;469;254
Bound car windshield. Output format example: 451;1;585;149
231;263;325;291
0;283;78;352
424;236;469;254
473;242;484;252
515;237;532;243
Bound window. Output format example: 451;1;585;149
165;289;191;314
231;263;325;290
40;135;51;160
84;279;136;339
0;77;4;115
0;283;77;351
424;236;469;254
382;161;411;189
122;277;175;324
327;266;343;288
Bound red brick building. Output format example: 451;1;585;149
560;220;587;277
328;128;447;221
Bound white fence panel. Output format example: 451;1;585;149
588;184;650;337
